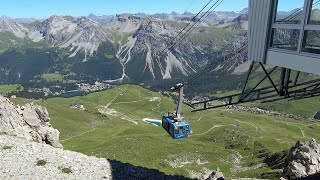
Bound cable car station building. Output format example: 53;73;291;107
192;0;320;112
249;0;320;75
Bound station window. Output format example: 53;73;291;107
271;29;300;50
302;30;320;54
271;0;320;55
308;0;320;24
275;0;305;24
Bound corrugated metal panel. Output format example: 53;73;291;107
248;0;273;63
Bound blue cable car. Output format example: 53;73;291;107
162;83;191;139
162;113;191;139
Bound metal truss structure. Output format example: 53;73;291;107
191;61;320;112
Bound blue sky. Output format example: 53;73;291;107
0;0;302;19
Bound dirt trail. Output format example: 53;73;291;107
193;125;224;136
151;96;163;114
61;123;101;142
197;116;203;122
62;91;135;142
273;120;309;139
234;119;265;132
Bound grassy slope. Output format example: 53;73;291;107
41;73;65;82
0;32;49;53
12;85;318;179
0;84;22;96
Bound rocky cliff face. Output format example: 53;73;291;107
126;18;200;79
283;139;320;179
107;14;142;32
33;16;111;61
0;16;29;38
0;96;62;148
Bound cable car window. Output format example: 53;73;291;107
175;128;179;134
308;0;320;24
271;28;300;50
302;30;320;54
178;126;184;134
275;0;305;24
271;0;320;55
185;126;189;133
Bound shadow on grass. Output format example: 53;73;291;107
109;159;195;180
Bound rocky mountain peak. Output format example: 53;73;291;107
107;14;142;32
170;11;180;16
239;8;249;15
48;15;75;21
34;15;110;61
0;96;62;148
78;16;98;24
232;14;248;22
0;16;28;38
116;13;142;22
38;15;77;38
0;15;12;21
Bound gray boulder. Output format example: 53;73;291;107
283;139;320;179
204;171;225;180
314;111;320;120
0;96;62;148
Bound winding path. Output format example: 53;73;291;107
273;120;309;139
192;125;224;136
151;97;163;114
196;116;203;122
62;92;162;141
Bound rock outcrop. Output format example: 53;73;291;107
283;139;320;179
204;171;225;180
0;96;62;148
314;111;320;120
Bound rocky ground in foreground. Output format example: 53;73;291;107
0;133;223;180
0;135;112;179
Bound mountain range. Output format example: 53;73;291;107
0;9;248;86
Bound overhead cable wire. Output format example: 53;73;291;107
110;0;224;106
157;0;223;57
